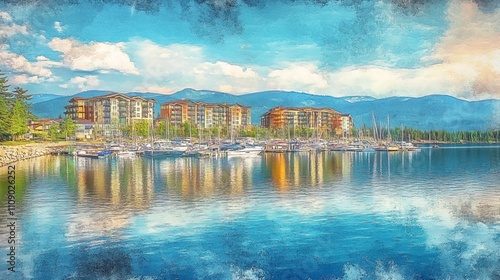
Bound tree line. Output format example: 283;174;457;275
0;70;34;141
0;70;75;141
357;125;500;143
118;120;499;143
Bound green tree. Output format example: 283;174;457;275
13;86;32;102
0;70;12;139
8;98;29;140
60;118;76;140
0;70;11;97
48;125;59;141
133;119;151;138
0;96;10;139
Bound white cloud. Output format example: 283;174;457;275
277;1;500;99
0;22;28;38
197;61;259;79
133;85;175;94
70;75;100;90
48;37;139;75
54;21;64;33
10;74;44;85
0;11;26;38
0;12;12;22
135;41;203;79
0;45;54;77
0;16;59;82
420;0;500;99
267;62;329;92
133;40;265;94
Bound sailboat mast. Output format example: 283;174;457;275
387;115;391;142
372;112;378;142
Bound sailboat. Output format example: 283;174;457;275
374;115;400;151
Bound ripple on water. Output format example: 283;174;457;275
0;147;498;279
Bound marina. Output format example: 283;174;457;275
52;137;435;161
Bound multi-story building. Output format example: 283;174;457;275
64;93;156;125
340;114;354;137
160;100;251;129
64;93;156;138
261;107;345;136
64;97;93;120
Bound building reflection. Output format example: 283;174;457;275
70;157;155;210
156;156;259;198
263;152;349;190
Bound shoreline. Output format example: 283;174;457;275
0;142;74;167
1;140;498;167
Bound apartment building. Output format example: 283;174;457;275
64;97;93;120
64;93;156;125
261;107;345;135
341;114;354;137
160;100;251;129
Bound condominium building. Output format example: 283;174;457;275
64;97;93;120
261;107;345;135
160;100;251;129
64;93;156;125
341;114;354;136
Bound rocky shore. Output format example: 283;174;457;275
0;142;72;167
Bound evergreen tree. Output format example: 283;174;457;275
8;99;29;140
0;70;11;139
60;118;76;140
13;86;31;101
0;97;10;139
0;70;11;97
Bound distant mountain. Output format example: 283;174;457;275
29;93;64;104
30;89;500;131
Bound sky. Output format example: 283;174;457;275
0;0;498;100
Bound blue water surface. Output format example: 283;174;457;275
0;146;499;279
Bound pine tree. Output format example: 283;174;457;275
0;70;11;96
8;98;29;140
0;70;12;139
60;118;75;140
13;86;31;101
0;97;10;139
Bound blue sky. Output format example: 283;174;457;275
0;0;498;100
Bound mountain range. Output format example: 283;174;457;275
29;89;500;131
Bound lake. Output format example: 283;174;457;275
1;145;499;279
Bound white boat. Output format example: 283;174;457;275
226;145;263;157
399;141;421;152
143;140;188;157
116;151;136;158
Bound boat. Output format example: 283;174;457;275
287;141;313;153
142;140;188;157
76;150;99;159
106;144;137;158
399;141;421;152
264;141;288;153
116;151;136;158
226;144;263;157
374;144;400;152
76;149;115;158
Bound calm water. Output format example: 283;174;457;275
0;146;499;279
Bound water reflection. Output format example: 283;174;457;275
0;147;498;279
2;148;498;202
264;152;347;190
